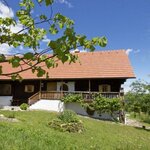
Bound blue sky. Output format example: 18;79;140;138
0;0;150;90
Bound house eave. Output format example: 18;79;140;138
0;76;136;81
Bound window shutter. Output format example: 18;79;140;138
99;85;103;92
107;85;111;92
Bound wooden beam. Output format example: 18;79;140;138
39;80;42;92
89;80;91;92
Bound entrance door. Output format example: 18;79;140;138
60;84;69;91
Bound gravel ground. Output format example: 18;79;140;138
125;114;150;130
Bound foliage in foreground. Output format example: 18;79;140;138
0;111;150;150
49;110;84;133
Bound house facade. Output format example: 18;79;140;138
0;50;135;109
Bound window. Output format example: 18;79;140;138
25;85;34;93
99;84;111;92
60;84;68;91
0;84;11;95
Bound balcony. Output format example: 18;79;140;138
28;91;123;105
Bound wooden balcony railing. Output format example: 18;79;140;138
28;91;123;105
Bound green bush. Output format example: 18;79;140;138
58;109;79;123
61;94;83;103
49;119;84;133
93;95;121;115
20;103;29;110
49;110;84;133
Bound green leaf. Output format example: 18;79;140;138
32;68;35;73
48;40;58;49
58;22;64;29
98;37;107;47
24;53;34;60
40;15;47;20
11;74;17;81
10;57;21;68
18;75;23;82
40;55;47;61
0;54;6;62
61;55;68;63
38;0;43;3
12;42;20;48
46;72;49;79
49;24;58;35
37;67;46;77
45;59;55;68
45;0;53;6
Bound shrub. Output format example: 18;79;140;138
49;110;84;133
93;95;121;115
20;103;29;110
58;109;79;123
61;93;83;103
49;119;84;133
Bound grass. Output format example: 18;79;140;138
0;110;150;150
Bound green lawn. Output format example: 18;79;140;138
0;110;150;150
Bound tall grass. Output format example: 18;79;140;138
130;112;150;125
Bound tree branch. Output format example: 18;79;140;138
0;54;57;76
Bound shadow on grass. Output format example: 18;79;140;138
134;126;150;132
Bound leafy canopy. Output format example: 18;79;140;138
0;0;107;80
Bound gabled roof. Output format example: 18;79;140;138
0;50;135;80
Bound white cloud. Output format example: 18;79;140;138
126;48;141;55
0;1;23;33
56;0;73;8
10;22;23;33
0;2;24;55
42;35;50;43
126;48;133;55
0;44;13;55
0;1;14;18
79;49;87;52
71;49;88;53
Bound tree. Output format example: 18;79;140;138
0;0;107;80
125;80;150;115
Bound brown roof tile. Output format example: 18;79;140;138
0;50;135;80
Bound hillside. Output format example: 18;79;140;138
0;110;150;150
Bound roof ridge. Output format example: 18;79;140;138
77;49;126;54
